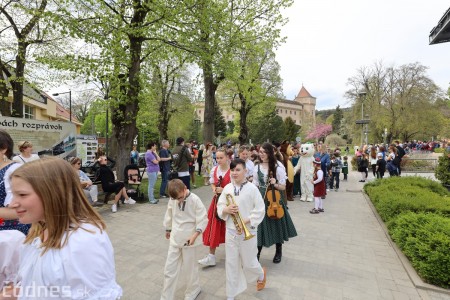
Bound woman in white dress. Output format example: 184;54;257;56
12;141;39;164
3;157;122;299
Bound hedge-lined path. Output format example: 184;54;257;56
97;167;449;299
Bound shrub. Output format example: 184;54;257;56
434;148;446;154
435;151;450;186
389;212;450;288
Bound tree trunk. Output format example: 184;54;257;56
238;93;249;144
0;61;10;116
11;42;27;118
203;62;217;143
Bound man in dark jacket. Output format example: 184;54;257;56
171;137;192;189
394;141;406;176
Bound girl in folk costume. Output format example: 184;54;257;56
310;157;326;214
252;143;297;264
198;148;231;267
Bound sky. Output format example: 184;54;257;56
276;0;450;110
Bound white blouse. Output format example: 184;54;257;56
252;161;287;187
16;223;122;299
0;230;25;289
12;154;40;164
209;166;229;184
3;162;22;206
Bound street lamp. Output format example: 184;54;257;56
52;90;72;123
358;91;367;146
217;130;222;146
194;117;200;141
384;128;388;146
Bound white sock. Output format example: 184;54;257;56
314;197;320;209
208;254;215;258
319;198;323;209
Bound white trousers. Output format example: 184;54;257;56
225;230;264;298
161;245;200;300
83;185;98;203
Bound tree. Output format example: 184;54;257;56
0;0;50;117
223;43;283;144
332;105;343;135
283;117;301;142
226;121;235;135
306;123;332;142
248;110;284;144
214;101;227;138
345;62;444;144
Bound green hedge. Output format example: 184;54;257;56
389;212;450;288
364;177;450;289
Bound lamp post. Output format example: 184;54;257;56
384;128;388;146
358;91;367;147
217;130;222;146
194;117;200;141
141;123;146;151
52;90;72;123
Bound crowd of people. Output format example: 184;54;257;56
1;128;446;299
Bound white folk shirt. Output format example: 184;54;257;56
251;161;287;187
163;192;207;248
16;223;122;299
0;230;24;290
217;182;265;233
245;159;255;180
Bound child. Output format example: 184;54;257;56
6;157;122;299
198;148;230;267
162;179;207;300
329;153;342;192
217;159;266;300
342;156;349;181
376;153;387;179
310;157;326;214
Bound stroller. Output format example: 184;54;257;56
124;164;145;202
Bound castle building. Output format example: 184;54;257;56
194;85;316;129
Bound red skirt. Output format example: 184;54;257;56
202;195;226;247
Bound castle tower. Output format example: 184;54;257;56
294;85;316;129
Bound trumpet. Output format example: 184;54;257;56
225;194;255;241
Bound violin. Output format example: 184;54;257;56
265;171;284;220
214;175;223;220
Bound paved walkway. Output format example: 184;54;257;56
99;169;450;300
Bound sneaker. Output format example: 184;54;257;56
198;255;216;266
256;267;267;291
149;200;158;204
309;208;320;214
111;204;117;213
160;195;167;198
124;198;136;204
326;189;330;192
318;208;325;212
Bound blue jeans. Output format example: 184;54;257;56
160;170;169;196
147;171;158;202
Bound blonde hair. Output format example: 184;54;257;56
167;179;186;198
11;157;105;253
18;140;33;152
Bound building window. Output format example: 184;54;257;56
285;109;287;114
290;110;292;115
294;111;296;115
24;105;34;119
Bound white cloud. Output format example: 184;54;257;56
276;0;450;109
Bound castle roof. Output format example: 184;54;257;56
297;86;314;98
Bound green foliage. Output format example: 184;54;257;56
332;105;343;134
283;117;300;142
435;151;450;185
389;212;450;288
248;110;284;144
324;134;346;148
434;148;446;153
214;101;227;137
365;176;450;288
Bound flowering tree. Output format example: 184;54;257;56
306;123;332;141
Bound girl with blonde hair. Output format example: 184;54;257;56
4;157;122;299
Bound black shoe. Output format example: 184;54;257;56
273;244;282;264
318;208;324;212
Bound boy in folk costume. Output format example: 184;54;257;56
217;159;267;300
161;179;208;300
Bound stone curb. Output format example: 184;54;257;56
362;191;450;297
